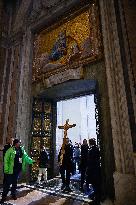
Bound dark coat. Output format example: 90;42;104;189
58;144;73;171
80;144;88;168
38;150;48;168
87;145;101;182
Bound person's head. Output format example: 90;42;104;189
6;137;14;145
13;139;21;148
83;139;87;145
89;138;96;146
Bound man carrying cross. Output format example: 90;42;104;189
58;119;76;192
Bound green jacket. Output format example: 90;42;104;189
4;146;34;174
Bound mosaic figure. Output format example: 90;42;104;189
49;31;67;61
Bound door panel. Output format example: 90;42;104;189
30;98;55;181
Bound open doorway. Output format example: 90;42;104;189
31;80;100;179
56;94;97;155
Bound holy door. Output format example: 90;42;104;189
30;98;56;181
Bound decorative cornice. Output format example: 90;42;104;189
32;66;84;96
32;54;102;84
28;0;92;33
43;66;83;88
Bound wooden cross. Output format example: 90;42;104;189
58;119;76;165
58;119;76;139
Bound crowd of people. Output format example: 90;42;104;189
0;136;101;205
58;138;101;205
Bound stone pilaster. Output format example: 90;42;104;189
0;0;5;144
117;0;136;153
15;30;33;152
99;0;136;204
0;47;12;183
6;45;21;138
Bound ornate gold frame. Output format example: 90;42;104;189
32;1;103;84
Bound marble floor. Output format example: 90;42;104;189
0;177;92;205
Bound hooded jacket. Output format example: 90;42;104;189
4;146;34;174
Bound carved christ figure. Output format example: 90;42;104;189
58;119;76;165
58;119;76;139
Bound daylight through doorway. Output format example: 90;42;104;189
56;94;96;154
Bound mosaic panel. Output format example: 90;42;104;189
32;2;102;82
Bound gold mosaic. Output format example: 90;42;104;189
33;2;102;82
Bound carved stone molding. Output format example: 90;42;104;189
117;0;136;152
114;171;136;205
32;66;84;96
43;66;83;88
100;0;136;203
100;0;134;175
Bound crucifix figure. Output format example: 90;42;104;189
58;119;76;139
58;119;76;165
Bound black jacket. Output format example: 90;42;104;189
87;145;100;175
58;144;73;169
38;150;48;168
80;144;88;167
